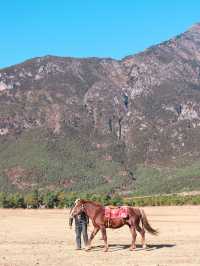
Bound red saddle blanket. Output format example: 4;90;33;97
104;206;129;219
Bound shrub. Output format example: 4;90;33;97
1;191;200;208
9;193;25;208
25;190;40;208
43;192;58;208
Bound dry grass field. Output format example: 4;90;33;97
0;206;200;266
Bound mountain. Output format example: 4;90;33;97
1;23;200;194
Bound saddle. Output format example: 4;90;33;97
104;206;128;219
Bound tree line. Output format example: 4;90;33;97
0;190;200;208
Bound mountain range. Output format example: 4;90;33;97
1;23;200;194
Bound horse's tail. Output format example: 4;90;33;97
141;209;158;235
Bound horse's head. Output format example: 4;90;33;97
70;199;85;217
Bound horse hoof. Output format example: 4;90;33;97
103;246;109;252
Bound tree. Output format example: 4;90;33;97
43;192;58;208
9;193;25;208
0;192;10;208
25;190;39;208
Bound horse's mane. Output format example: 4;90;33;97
79;199;103;208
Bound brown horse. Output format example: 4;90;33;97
70;199;158;252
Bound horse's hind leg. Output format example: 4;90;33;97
86;227;99;251
129;225;137;251
136;224;146;249
100;226;108;252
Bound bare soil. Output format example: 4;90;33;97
0;206;200;266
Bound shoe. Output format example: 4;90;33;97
75;247;81;250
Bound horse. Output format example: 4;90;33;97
70;199;158;252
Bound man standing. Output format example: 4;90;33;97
69;209;89;250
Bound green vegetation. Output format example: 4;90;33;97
1;191;200;208
0;129;127;193
1;128;200;195
133;164;200;195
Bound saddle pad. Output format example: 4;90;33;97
105;206;128;219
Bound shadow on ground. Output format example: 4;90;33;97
89;243;176;252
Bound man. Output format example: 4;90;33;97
69;206;89;250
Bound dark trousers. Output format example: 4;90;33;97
75;223;88;249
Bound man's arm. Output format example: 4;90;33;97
86;215;89;225
69;207;74;228
69;216;73;228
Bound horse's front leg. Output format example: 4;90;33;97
86;227;99;251
100;226;108;252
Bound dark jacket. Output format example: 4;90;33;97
69;212;89;227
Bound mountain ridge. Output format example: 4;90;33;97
1;23;200;194
2;22;200;70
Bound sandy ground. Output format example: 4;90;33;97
0;206;200;266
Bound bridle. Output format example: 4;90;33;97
72;200;86;216
80;203;85;212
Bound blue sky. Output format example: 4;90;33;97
1;0;200;68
